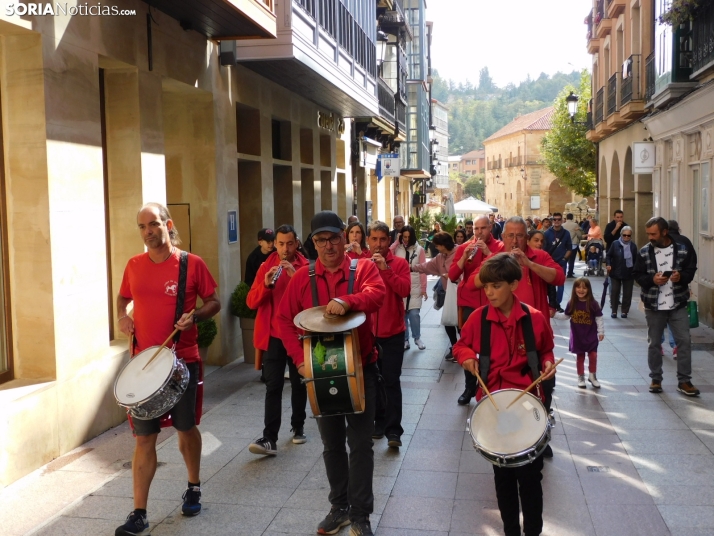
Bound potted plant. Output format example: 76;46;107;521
196;317;218;361
230;281;257;364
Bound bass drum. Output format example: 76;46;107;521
302;329;364;417
467;389;551;468
114;345;189;420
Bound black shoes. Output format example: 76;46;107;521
115;511;149;535
372;427;385;440
457;389;475;405
248;437;277;456
542;444;554;458
317;505;350;535
387;435;402;448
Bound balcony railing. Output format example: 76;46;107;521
645;52;655;101
595;87;604;124
297;0;377;78
586;9;593;40
607;72;619;116
377;77;395;125
692;2;714;74
594;0;604;26
621;54;642;105
396;100;406;132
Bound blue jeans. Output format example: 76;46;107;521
404;308;421;340
645;307;692;382
660;325;676;348
555;260;567;304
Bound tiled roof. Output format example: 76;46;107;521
462;149;485;159
483;107;555;143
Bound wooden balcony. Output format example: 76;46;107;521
596;17;612;38
588;36;600;54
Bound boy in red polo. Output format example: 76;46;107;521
453;253;555;536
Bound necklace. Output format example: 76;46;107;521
151;247;174;263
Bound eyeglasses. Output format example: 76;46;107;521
621;234;632;237
504;233;526;240
553;218;562;222
313;235;343;247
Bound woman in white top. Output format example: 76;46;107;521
393;225;427;350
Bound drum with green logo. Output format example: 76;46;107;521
302;329;364;417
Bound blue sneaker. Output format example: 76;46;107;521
182;485;202;516
115;510;149;535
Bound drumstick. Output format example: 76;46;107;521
471;367;499;411
505;358;564;410
142;308;195;370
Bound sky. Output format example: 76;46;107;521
427;0;594;87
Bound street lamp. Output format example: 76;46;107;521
565;91;588;125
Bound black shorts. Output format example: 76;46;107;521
132;361;200;436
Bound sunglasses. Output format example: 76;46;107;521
621;234;632;237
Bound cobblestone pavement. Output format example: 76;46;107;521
4;267;714;535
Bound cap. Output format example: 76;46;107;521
258;228;275;241
311;211;345;235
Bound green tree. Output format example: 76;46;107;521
540;71;596;197
462;174;485;200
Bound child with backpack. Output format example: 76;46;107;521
453;253;555;536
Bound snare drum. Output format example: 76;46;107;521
467;389;551;468
303;330;364;417
114;345;190;420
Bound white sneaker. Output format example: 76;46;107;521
414;338;426;350
577;375;586;389
404;340;410;350
588;373;601;388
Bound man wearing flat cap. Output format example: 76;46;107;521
244;228;275;286
277;210;385;536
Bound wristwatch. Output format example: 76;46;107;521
193;312;199;325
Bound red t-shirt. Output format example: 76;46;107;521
119;249;218;363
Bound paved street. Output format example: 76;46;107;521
4;267;714;536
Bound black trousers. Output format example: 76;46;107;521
374;332;405;438
462;306;477;392
317;364;377;520
610;277;634;314
262;336;307;442
493;455;545;536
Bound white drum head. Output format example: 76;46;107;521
470;389;546;455
115;346;176;405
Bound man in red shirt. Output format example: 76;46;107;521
367;221;411;448
116;203;220;536
247;224;309;456
276;211;385;536
448;215;504;405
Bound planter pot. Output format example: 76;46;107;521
198;346;209;362
240;317;256;364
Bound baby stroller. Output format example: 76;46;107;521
583;239;606;277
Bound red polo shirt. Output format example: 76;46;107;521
449;236;505;309
515;246;565;324
453;297;555;402
246;250;309;352
373;250;411;338
276;255;385;367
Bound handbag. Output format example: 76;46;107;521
688;300;699;328
440;279;458;326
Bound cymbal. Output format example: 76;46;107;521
293;306;366;333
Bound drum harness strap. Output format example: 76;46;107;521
308;258;358;307
478;303;541;396
172;251;190;346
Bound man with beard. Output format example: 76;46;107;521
543;212;572;311
367;221;411;447
604;209;628;252
633;217;699;396
448;215;504;405
115;203;221;535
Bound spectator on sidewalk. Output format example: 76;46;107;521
544;212;572;312
604;209;628;252
244;228;275;286
392;225;428;351
562;213;583;277
411;231;459;360
633;217;700;397
606;225;637;319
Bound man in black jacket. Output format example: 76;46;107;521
244;228;275;286
633;217;699;397
603;210;628;251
